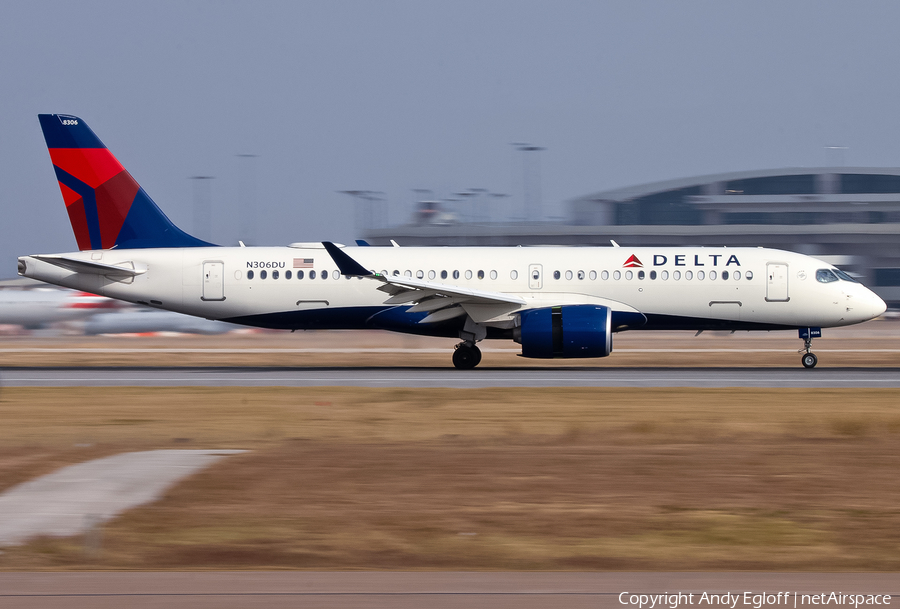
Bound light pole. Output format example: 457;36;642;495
339;190;385;234
236;154;258;245
189;176;214;242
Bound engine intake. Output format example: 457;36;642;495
515;305;612;358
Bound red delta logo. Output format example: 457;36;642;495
623;254;643;268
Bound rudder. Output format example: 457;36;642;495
38;114;214;250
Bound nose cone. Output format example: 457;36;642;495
870;292;888;319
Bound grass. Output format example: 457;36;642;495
1;386;899;570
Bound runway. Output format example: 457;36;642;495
1;572;897;609
2;366;899;388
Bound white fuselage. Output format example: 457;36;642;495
18;245;886;335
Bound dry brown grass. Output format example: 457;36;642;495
2;386;900;570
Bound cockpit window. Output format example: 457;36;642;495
833;268;858;283
816;269;838;283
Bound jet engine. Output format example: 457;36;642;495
514;304;612;358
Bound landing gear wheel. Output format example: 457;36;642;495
452;343;481;370
802;352;818;369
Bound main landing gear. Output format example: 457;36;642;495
452;342;482;370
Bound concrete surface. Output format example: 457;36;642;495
0;572;897;609
2;366;900;388
0;450;245;546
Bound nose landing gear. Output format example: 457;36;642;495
801;351;818;369
798;327;821;369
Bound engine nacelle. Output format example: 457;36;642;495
514;305;612;359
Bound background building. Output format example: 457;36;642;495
365;167;900;307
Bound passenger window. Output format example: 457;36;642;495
453;270;460;280
261;270;268;280
709;270;717;280
380;270;388;277
721;270;729;280
247;270;254;280
565;270;573;280
490;270;498;280
321;270;328;279
733;271;741;280
625;270;633;280
297;270;304;279
697;270;705;280
601;270;609;280
613;270;621;280
685;270;693;280
310;270;316;279
428;270;436;280
416;270;424;279
441;270;448;279
465;270;472;279
404;270;412;277
637;270;645;280
589;270;597;280
661;270;669;280
286;270;292;279
272;270;279;280
816;269;839;283
649;270;656;280
393;270;400;276
673;271;681;280
553;270;561;280
511;270;519;280
746;270;754;280
477;270;484;280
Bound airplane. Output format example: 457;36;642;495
83;309;237;335
17;114;887;369
0;287;119;329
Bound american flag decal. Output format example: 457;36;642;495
294;258;314;268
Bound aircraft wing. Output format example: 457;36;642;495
32;255;146;278
322;242;525;323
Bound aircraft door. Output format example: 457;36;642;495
766;263;789;302
202;261;225;301
528;264;542;290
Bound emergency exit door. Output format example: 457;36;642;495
766;263;789;302
202;261;225;301
528;264;543;289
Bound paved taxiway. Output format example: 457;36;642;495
1;572;897;609
2;366;899;388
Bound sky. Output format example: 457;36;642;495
3;1;900;275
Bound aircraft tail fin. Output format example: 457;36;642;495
38;114;214;250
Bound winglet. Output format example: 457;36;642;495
322;242;374;277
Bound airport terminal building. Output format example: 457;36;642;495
366;167;900;307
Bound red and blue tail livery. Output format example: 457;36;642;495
38;114;213;250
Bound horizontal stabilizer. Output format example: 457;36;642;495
33;255;146;278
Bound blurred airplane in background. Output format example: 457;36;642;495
0;281;234;335
0;287;118;329
83;310;235;335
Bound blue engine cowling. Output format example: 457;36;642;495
515;305;612;358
